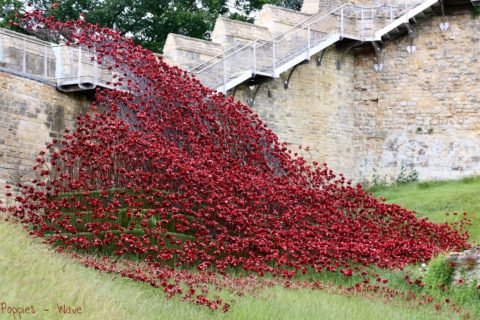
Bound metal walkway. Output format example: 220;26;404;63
189;0;440;94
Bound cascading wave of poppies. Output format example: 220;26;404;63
4;8;470;284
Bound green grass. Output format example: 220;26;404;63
2;177;480;319
370;176;480;243
0;220;462;320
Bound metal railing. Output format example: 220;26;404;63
0;28;56;82
0;0;434;93
189;7;341;74
0;28;116;91
191;0;432;93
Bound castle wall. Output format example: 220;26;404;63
233;12;480;184
353;13;480;183
0;11;479;192
0;72;89;201
233;47;358;179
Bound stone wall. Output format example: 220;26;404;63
233;12;480;184
0;11;479;192
163;34;223;70
233;46;358;179
447;247;480;284
353;13;480;183
0;71;89;201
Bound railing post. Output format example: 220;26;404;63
93;49;98;85
43;46;48;78
405;0;409;23
52;45;64;81
272;42;276;76
307;25;311;60
22;39;26;73
340;6;344;36
223;57;227;94
253;41;256;75
78;46;82;83
0;31;4;64
361;7;365;40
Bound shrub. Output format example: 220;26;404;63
423;254;455;291
396;161;419;185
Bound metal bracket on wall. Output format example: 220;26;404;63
231;86;238;99
284;60;309;89
247;83;264;107
336;41;363;70
372;41;384;72
405;23;416;54
316;50;326;67
439;0;449;31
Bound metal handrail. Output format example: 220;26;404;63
194;0;419;75
190;0;421;73
193;4;350;75
188;42;244;72
188;5;347;73
193;0;434;93
0;0;432;93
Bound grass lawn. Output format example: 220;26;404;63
2;177;479;319
0;221;462;320
370;176;480;243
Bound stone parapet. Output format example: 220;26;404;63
163;34;224;70
257;5;312;35
211;17;271;46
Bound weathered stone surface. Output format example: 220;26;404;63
233;46;358;179
257;5;312;35
447;247;480;284
163;34;224;70
353;14;480;183
232;13;480;184
211;17;272;46
301;0;347;14
0;71;89;201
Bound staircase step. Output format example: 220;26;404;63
163;34;223;70
162;0;442;93
211;17;272;47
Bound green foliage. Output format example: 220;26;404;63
0;0;22;28
369;161;418;190
423;254;454;291
449;280;480;307
369;168;388;191
473;7;480;18
423;255;479;312
395;161;419;185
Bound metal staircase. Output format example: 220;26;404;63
0;0;444;93
189;0;440;94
